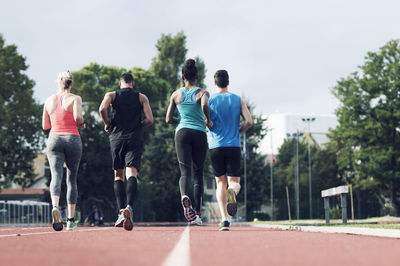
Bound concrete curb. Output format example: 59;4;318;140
251;223;400;239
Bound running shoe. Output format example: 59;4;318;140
114;210;125;227
66;220;77;230
226;188;237;216
181;195;196;222
51;207;63;231
190;215;203;226
219;220;230;231
123;206;133;231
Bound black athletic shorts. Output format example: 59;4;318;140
209;147;241;177
110;138;143;170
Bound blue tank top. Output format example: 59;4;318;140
176;87;206;133
208;93;241;149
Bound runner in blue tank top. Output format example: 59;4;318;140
208;70;252;231
166;59;212;225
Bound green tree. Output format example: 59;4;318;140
272;138;342;220
330;40;400;216
0;34;42;188
151;31;187;92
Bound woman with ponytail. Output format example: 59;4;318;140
166;59;212;225
42;70;85;231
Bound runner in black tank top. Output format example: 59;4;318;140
109;88;142;141
99;73;154;231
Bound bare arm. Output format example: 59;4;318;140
42;101;51;130
73;96;84;127
139;93;154;128
165;92;179;124
98;92;115;133
240;97;252;133
200;90;213;128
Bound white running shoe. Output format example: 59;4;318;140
114;210;125;227
190;215;203;226
181;195;196;222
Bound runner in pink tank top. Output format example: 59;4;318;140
42;70;84;232
49;93;80;136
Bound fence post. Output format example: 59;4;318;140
324;197;330;224
341;193;347;224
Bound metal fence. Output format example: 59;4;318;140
0;200;51;225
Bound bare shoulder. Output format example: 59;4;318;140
170;89;181;100
72;94;82;102
202;89;210;97
104;91;116;102
195;89;209;102
173;89;181;97
105;91;115;97
45;94;56;103
139;93;149;103
44;94;56;108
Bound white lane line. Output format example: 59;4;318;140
0;227;114;238
162;226;191;266
0;227;47;232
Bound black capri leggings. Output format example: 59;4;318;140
175;128;207;213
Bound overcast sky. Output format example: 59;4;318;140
1;0;400;116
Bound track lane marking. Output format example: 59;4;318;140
162;226;191;266
0;227;48;232
0;227;113;238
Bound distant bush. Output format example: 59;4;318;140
329;205;341;219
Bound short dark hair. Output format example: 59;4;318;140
120;73;134;83
214;70;229;88
182;59;198;84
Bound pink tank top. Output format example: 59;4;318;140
49;93;80;136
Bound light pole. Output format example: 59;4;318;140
243;132;248;220
301;117;316;219
286;131;302;219
267;128;274;220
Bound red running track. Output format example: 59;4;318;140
0;224;399;266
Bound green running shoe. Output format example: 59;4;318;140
226;188;237;216
51;207;63;231
66;220;77;230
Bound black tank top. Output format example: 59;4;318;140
109;88;142;140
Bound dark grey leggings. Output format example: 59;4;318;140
47;135;82;204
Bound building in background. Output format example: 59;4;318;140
259;113;338;155
0;153;49;201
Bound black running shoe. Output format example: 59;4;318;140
219;220;230;231
226;188;237;216
181;196;196;221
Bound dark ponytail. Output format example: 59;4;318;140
65;79;72;89
182;59;198;85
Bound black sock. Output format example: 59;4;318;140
114;180;127;210
126;177;138;206
67;217;74;222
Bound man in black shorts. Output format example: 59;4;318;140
208;70;252;231
99;73;153;231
